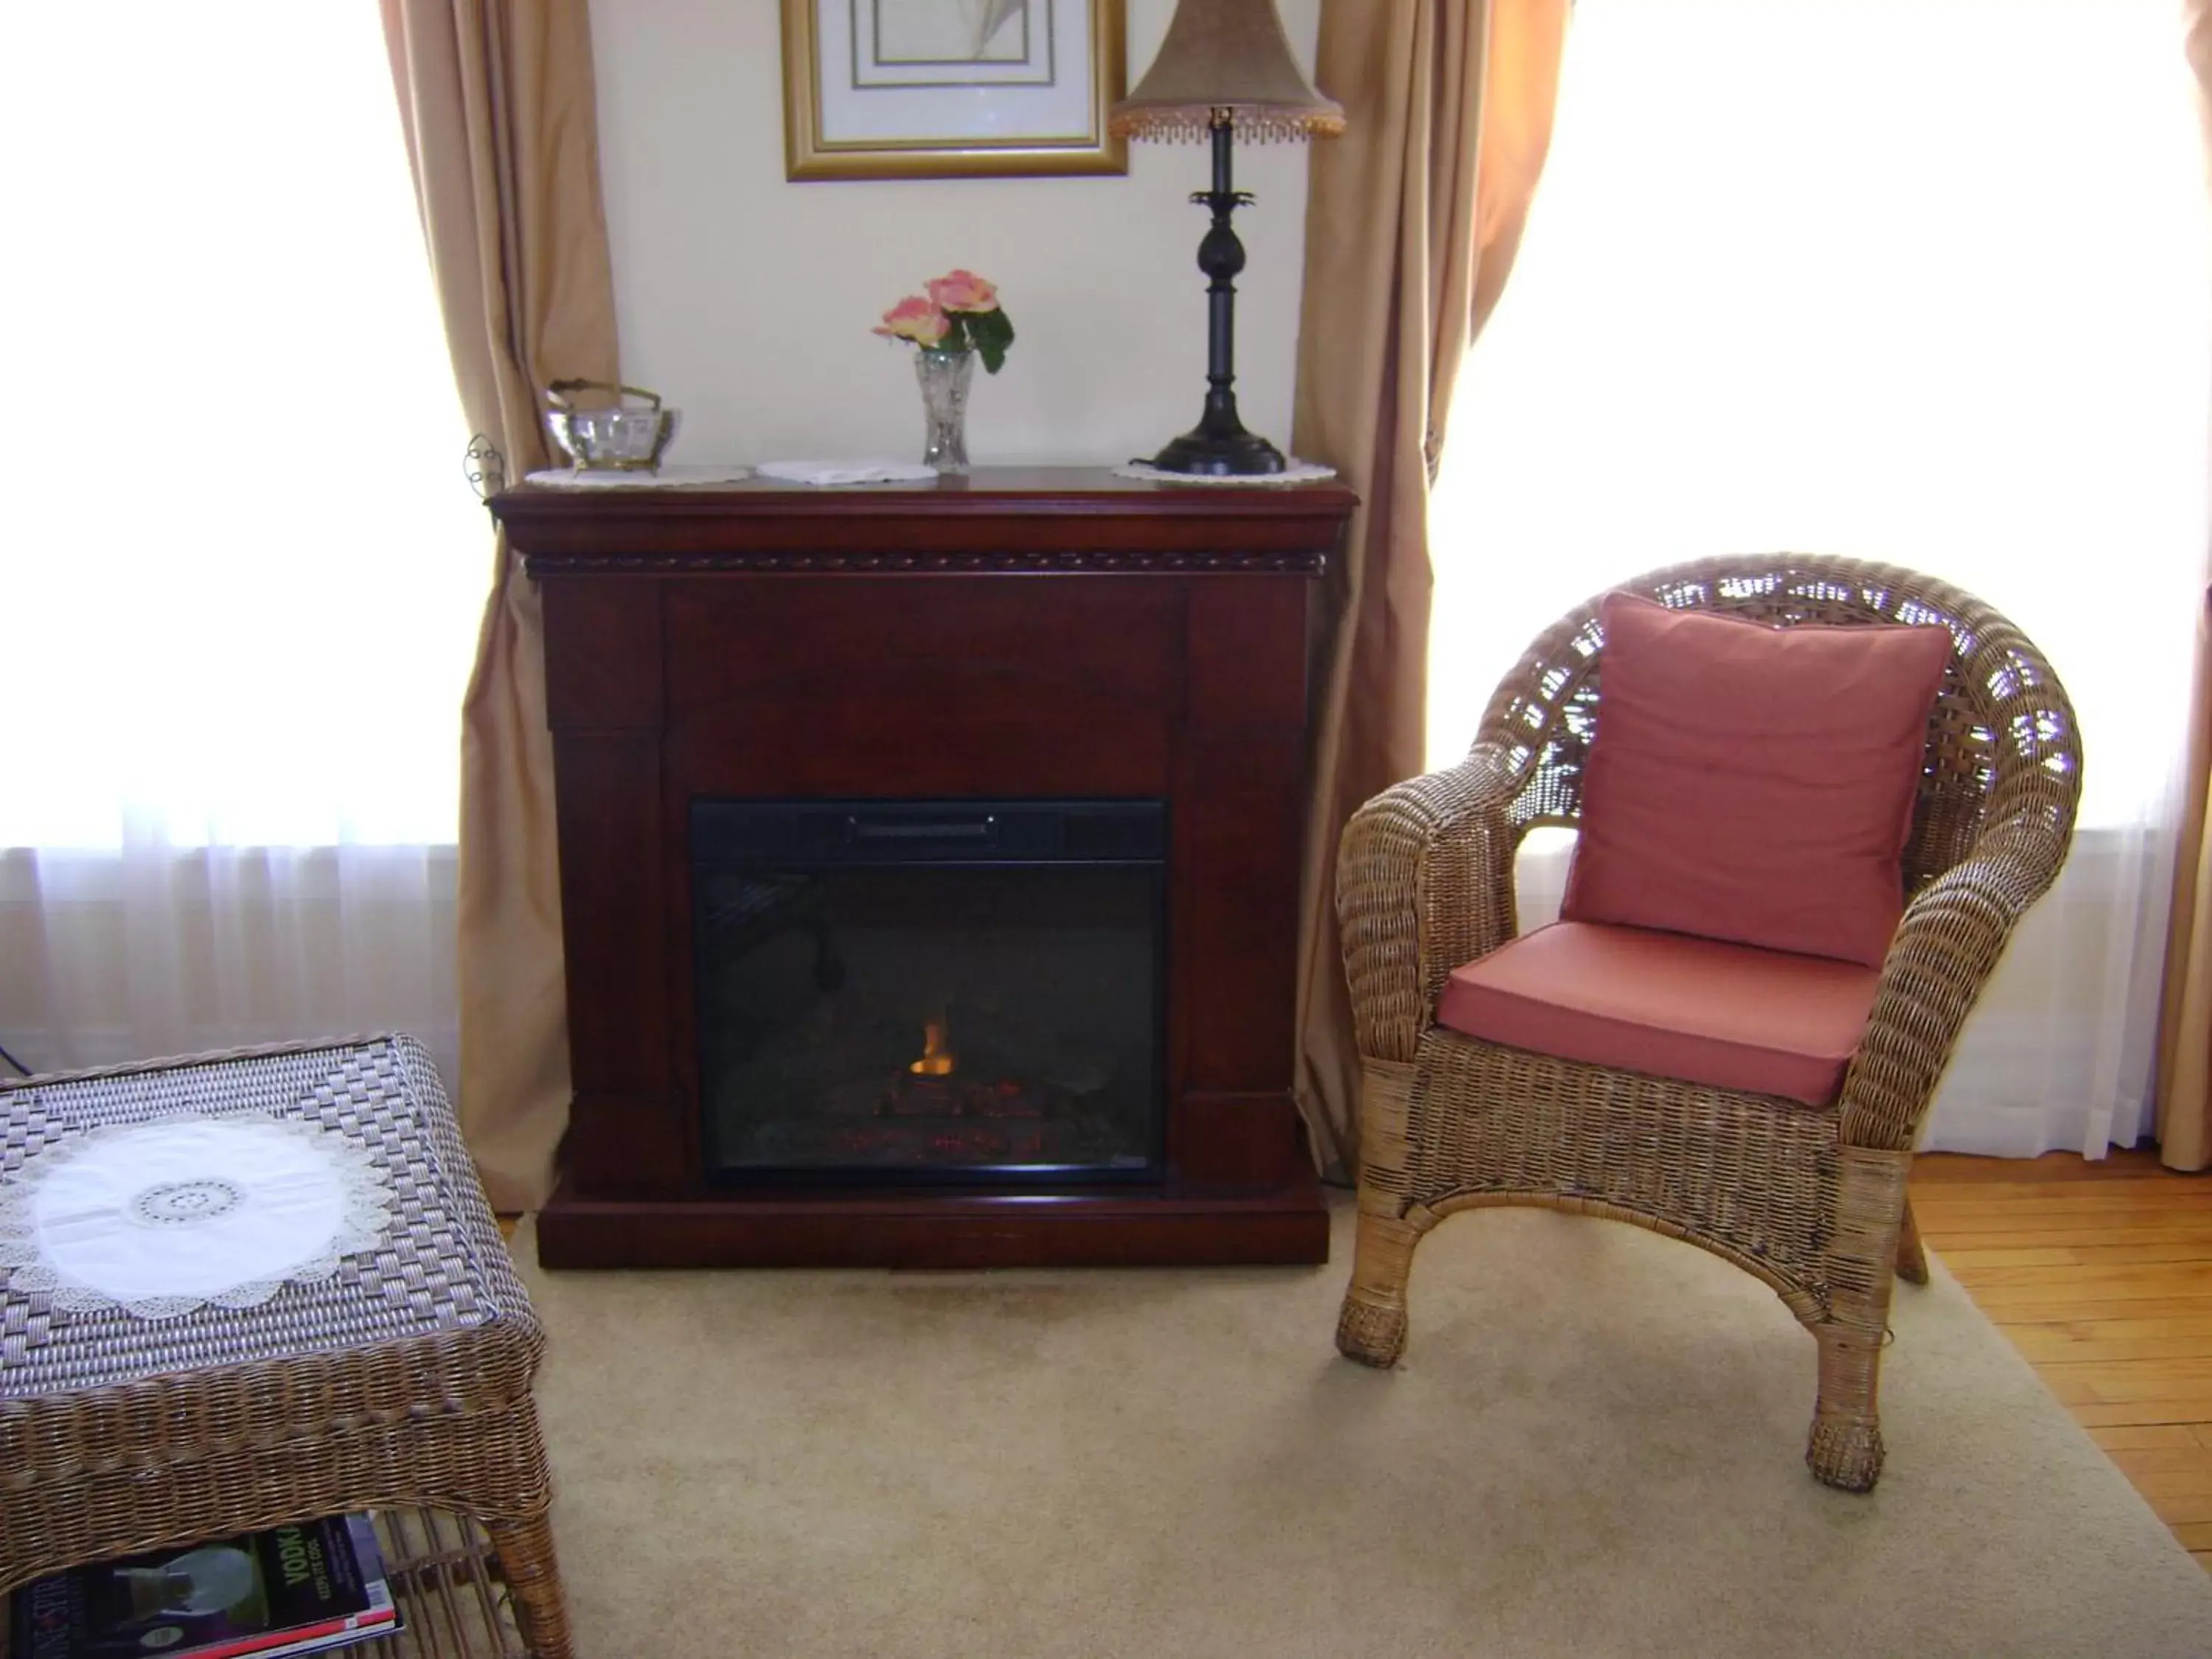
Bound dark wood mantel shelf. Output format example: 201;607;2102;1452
494;466;1352;568
491;467;1356;1270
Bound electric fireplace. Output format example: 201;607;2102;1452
492;467;1354;1268
692;799;1166;1183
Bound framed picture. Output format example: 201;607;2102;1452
782;0;1127;181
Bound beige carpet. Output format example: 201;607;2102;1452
517;1196;2212;1658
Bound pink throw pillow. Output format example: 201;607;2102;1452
1559;591;1952;967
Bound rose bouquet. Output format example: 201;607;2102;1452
874;270;1016;374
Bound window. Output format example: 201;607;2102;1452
2;4;482;850
0;6;479;1076
1430;0;2210;1155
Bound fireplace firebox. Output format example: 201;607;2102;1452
693;799;1166;1183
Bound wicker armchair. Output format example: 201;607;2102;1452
1333;554;2081;1491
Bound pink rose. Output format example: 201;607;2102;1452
927;269;999;313
873;294;950;347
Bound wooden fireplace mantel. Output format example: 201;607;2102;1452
490;467;1357;1270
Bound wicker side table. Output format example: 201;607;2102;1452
0;1037;569;1659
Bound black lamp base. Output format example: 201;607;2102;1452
1143;425;1288;477
1143;116;1291;479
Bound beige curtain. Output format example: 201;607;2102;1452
2156;1;2212;1171
382;0;619;1208
1289;0;1570;1176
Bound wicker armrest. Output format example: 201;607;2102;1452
1838;817;2074;1151
1335;745;1530;1065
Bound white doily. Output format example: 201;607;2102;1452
523;462;754;489
1113;459;1338;487
754;459;941;485
0;1116;393;1321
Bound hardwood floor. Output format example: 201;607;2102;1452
1912;1147;2212;1571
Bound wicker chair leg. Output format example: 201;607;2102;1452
1807;1321;1889;1492
484;1509;574;1659
1895;1197;1930;1286
1336;1208;1430;1368
1806;1145;1911;1492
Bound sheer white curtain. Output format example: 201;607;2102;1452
0;6;481;1082
1430;0;2211;1157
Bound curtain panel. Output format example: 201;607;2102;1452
381;0;619;1209
2157;0;2212;1171
1288;0;1570;1177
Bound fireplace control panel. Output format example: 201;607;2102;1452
691;798;1170;866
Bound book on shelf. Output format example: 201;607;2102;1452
9;1513;401;1659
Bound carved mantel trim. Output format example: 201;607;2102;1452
518;547;1330;577
490;467;1358;571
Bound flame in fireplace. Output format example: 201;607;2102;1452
909;1018;957;1077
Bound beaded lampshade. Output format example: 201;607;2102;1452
1110;0;1345;142
1110;0;1343;476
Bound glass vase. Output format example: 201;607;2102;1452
914;347;975;474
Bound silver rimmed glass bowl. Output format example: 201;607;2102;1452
544;380;681;472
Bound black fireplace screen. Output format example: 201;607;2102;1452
692;799;1166;1182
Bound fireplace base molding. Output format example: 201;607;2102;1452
531;1178;1328;1270
492;468;1355;1270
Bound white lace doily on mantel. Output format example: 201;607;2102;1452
523;462;754;489
0;1116;393;1321
1112;459;1338;486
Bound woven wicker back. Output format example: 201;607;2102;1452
1473;554;2083;898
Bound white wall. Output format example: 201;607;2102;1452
588;0;1321;467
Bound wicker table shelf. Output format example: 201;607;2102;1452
358;1509;532;1658
0;1039;568;1659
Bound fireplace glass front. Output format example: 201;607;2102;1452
692;799;1166;1183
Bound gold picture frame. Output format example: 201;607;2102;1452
782;0;1127;181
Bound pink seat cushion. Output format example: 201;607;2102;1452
1435;921;1884;1107
1560;592;1952;967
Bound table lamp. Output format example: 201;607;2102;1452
1110;0;1344;476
